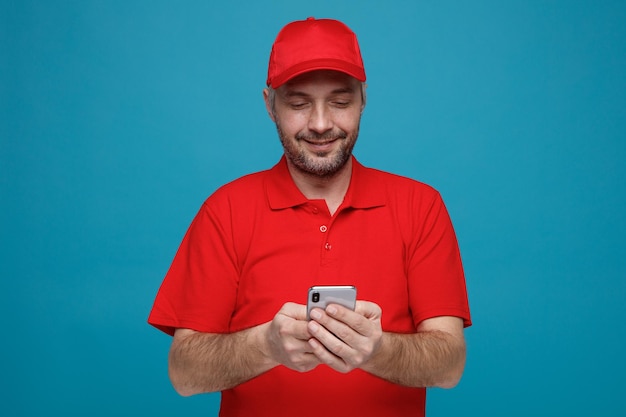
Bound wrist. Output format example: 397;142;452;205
361;331;391;373
251;322;280;370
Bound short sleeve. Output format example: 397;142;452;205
407;192;471;328
147;199;239;336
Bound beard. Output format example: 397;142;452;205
275;123;359;178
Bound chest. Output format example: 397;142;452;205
230;202;414;332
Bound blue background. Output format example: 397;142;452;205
2;0;625;415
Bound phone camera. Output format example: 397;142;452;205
312;292;320;303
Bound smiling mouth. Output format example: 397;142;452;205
303;138;338;146
302;138;341;153
296;131;348;152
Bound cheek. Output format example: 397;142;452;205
335;111;362;133
275;112;308;136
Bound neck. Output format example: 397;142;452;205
286;158;353;215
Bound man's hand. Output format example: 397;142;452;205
169;302;321;395
306;300;383;373
305;302;466;388
264;302;321;372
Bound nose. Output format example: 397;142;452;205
307;103;333;134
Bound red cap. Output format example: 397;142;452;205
266;17;366;88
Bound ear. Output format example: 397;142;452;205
360;83;367;113
263;88;276;122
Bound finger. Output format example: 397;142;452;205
284;349;321;373
354;300;382;320
278;302;309;321
285;337;316;355
324;304;374;337
291;320;315;341
274;312;314;341
307;318;357;358
310;307;361;345
308;337;351;373
290;353;321;373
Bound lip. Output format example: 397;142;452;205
303;138;339;152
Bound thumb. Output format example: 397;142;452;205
355;300;382;320
278;302;308;321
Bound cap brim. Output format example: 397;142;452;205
269;58;366;88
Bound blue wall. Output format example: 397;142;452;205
2;1;625;415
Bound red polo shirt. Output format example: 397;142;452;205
149;156;471;417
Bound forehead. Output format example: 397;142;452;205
279;70;361;95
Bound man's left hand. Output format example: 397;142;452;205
306;300;383;373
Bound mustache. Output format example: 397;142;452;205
295;130;348;141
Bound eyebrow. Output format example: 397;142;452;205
282;87;357;98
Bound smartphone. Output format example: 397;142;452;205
306;285;357;320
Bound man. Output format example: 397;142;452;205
149;17;471;417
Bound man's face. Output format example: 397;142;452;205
265;70;365;178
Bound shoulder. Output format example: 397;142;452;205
206;169;269;203
217;169;269;195
193;168;272;226
368;166;436;189
356;162;442;204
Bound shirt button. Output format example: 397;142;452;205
319;225;328;233
324;242;332;250
312;207;319;214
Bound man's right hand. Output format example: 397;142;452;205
263;302;321;372
169;302;319;395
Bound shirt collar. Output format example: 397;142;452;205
265;155;386;210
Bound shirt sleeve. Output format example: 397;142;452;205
147;198;240;336
407;191;472;328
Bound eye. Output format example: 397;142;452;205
289;102;309;110
330;95;354;108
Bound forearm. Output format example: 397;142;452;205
168;323;276;395
362;329;466;388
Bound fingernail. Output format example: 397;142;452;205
310;309;322;320
327;306;337;315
